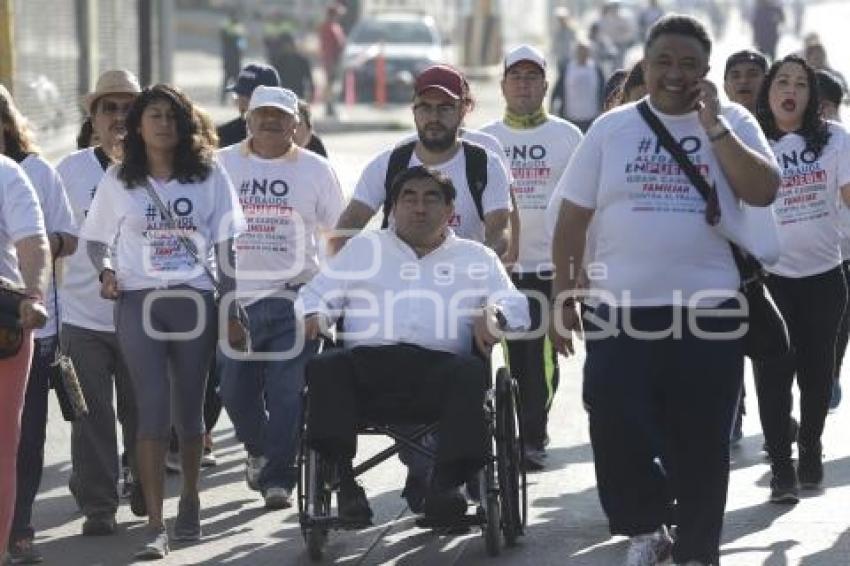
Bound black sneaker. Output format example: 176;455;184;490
337;481;373;526
423;487;468;523
401;473;428;514
82;514;117;536
769;464;799;504
798;445;824;490
129;481;147;517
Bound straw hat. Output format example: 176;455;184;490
82;69;141;115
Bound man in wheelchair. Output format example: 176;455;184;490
299;166;529;525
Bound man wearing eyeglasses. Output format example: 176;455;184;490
56;69;144;536
330;64;512;257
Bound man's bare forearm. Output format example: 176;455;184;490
552;201;593;301
330;199;375;255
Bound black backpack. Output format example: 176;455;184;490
380;140;489;228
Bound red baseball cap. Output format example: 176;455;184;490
414;65;465;99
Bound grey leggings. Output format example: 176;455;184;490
115;287;216;440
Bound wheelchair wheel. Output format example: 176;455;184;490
301;447;332;562
495;367;527;547
484;491;501;557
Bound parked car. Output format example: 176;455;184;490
340;12;445;103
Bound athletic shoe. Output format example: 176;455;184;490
798;444;824;490
121;464;132;499
263;487;292;510
81;514;117;536
522;446;546;472
624;525;674;566
830;380;842;411
172;494;202;542
245;455;267;492
201;433;217;468
165;450;181;475
769;464;799;504
134;525;169;560
423;487;468;523
129;481;147;517
6;538;44;564
337;481;373;526
401;473;429;513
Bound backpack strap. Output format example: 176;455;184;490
381;140;417;228
461;140;488;222
381;139;489;227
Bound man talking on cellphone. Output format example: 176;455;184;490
549;15;780;566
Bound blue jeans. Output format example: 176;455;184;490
219;296;317;491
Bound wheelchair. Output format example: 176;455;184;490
296;343;528;561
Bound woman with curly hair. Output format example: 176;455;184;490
80;84;245;560
0;85;76;564
754;54;850;504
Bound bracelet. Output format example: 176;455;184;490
709;127;731;142
98;268;115;283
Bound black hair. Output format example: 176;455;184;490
389;166;456;205
119;84;214;187
724;49;768;78
603;69;628;107
297;100;312;130
645;14;712;57
756;54;831;158
816;69;844;106
76;117;95;149
622;61;645;98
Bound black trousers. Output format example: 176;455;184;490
753;266;848;463
306;344;488;487
506;272;558;450
834;260;850;379
583;303;743;565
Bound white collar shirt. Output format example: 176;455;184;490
297;228;530;355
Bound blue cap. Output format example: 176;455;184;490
227;63;281;96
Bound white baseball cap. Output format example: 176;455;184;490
248;85;298;116
504;45;547;73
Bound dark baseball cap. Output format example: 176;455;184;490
724;50;768;78
227;63;281;97
414;64;465;99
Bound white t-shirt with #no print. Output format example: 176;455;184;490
56;148;116;331
767;122;850;278
560;99;778;307
481;117;583;273
0;155;45;288
217;142;345;303
352;141;512;243
20;154;77;339
81;163;245;291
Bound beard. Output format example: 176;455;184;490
417;123;458;152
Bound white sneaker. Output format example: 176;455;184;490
625;525;674;566
245;455;267;492
263;487;292;510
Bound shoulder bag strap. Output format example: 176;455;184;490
140;179;220;294
636;100;721;226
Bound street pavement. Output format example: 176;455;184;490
28;2;850;564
